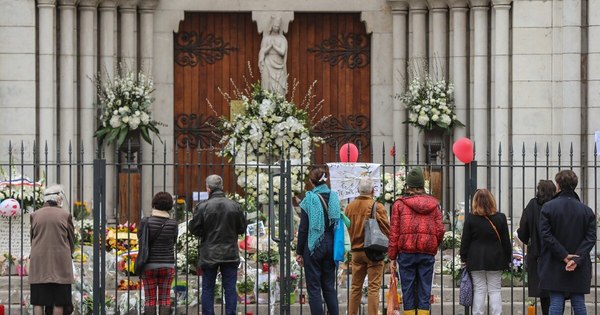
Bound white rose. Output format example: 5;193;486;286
122;116;130;124
432;114;439;121
417;115;430;126
128;116;141;129
109;115;122;128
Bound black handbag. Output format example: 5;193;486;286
134;218;166;276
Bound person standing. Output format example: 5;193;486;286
345;177;390;315
139;192;178;315
538;170;596;315
29;185;75;315
295;166;340;315
460;189;511;315
517;180;557;315
387;167;445;315
189;175;247;315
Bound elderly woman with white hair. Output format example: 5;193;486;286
29;184;75;315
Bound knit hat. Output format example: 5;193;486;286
406;167;425;188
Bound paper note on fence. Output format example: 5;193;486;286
327;163;381;200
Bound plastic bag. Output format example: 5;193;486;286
387;266;401;315
333;219;346;263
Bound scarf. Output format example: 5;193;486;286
300;184;341;255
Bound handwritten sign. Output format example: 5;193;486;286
327;163;381;200
0;214;31;257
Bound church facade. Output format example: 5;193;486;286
0;0;598;215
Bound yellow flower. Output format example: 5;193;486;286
176;198;185;205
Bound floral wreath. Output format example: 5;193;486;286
219;82;323;203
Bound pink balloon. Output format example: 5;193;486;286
0;198;20;217
453;137;474;164
339;143;359;163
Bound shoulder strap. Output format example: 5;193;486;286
317;193;328;211
371;202;377;219
483;216;501;241
148;218;168;248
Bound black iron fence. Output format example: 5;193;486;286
0;140;598;314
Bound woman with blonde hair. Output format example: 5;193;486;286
460;189;511;315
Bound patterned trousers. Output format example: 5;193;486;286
141;267;175;307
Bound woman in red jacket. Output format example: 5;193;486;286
387;167;445;315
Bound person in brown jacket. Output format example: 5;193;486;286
345;176;390;315
30;184;75;315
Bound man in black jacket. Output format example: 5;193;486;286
189;174;247;315
538;170;596;315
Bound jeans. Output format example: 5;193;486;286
470;270;502;315
549;291;586;315
303;233;339;315
397;253;435;311
349;251;384;315
201;262;238;315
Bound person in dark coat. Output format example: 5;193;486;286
189;174;247;315
538;170;596;315
517;180;556;315
295;166;340;315
139;192;178;315
460;189;511;315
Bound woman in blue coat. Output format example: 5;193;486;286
538;170;596;315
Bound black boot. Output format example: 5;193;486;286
144;307;156;315
158;306;171;315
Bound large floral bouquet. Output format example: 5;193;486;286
377;170;406;204
220;83;322;203
398;75;463;131
94;67;162;147
0;167;45;213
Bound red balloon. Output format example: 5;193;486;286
453;137;474;164
339;143;359;162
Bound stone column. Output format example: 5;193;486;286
99;0;118;222
470;0;489;185
139;0;158;70
408;0;428;163
492;0;511;151
449;0;469;210
389;0;409;152
139;0;158;215
37;0;57;182
58;0;77;190
429;0;448;78
562;0;582;153
119;0;138;68
492;0;511;218
79;0;99;202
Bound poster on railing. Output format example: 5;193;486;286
327;163;381;200
0;214;31;258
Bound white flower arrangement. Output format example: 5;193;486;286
0;167;45;213
94;67;162;148
220;83;323;204
377;171;406;204
398;75;464;131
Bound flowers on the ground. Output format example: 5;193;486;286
397;74;463;131
219;83;323;204
106;222;138;252
176;229;199;274
94;67;162;147
441;231;461;250
73;201;91;220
